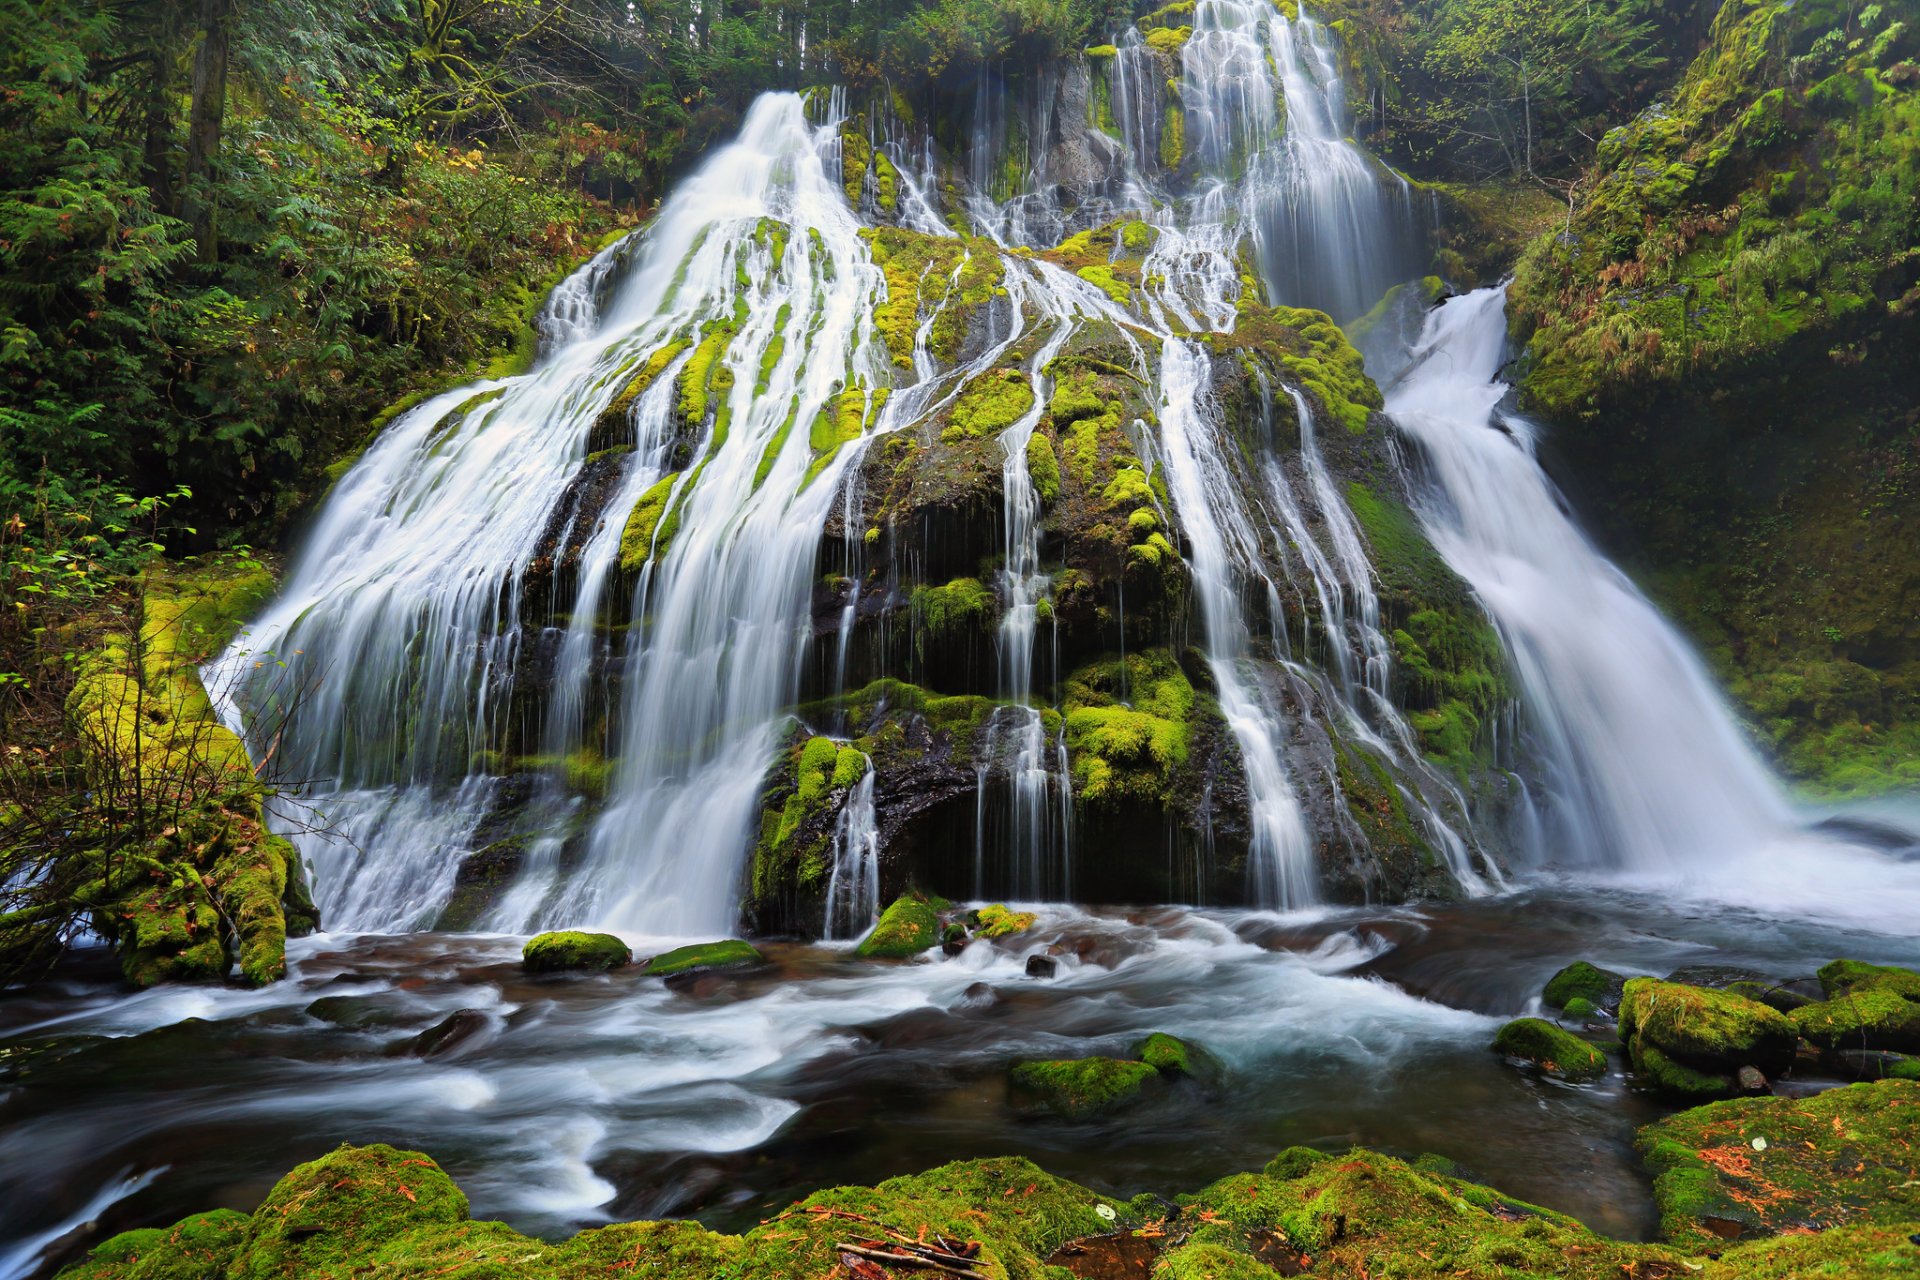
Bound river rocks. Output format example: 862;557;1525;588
1618;978;1798;1099
1794;987;1920;1054
1024;954;1058;979
1638;1080;1920;1248
521;930;631;973
1542;960;1626;1014
642;939;764;977
1134;1032;1221;1084
55;1126;1920;1280
855;895;942;958
1010;1057;1159;1120
404;1009;493;1059
1825;1049;1920;1081
973;904;1035;938
1491;1018;1607;1082
1819;958;1920;1000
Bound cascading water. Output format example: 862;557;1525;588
1386;288;1809;873
213;94;898;936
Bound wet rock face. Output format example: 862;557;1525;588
1618;978;1799;1099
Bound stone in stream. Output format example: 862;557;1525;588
521;930;631;973
1490;1017;1607;1082
1025;954;1058;979
641;939;764;977
1617;978;1797;1099
1133;1032;1222;1084
1734;1064;1769;1095
1541;960;1626;1013
1009;1057;1158;1120
404;1009;493;1059
854;895;942;959
1793;959;1920;1053
1825;1048;1920;1081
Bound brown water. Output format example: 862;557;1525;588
4;886;1917;1279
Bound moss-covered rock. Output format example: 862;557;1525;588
1010;1056;1159;1119
57;1127;1920;1280
1134;1032;1221;1082
1794;986;1920;1054
30;559;314;988
1639;1080;1920;1248
1619;978;1799;1097
521;930;631;972
973;903;1035;937
1543;960;1627;1012
855;894;942;958
1491;1017;1608;1081
641;939;764;977
1820;958;1920;1000
746;735;869;933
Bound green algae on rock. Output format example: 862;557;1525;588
1639;1079;1920;1249
641;939;764;977
1135;1032;1221;1082
1619;977;1798;1097
855;894;942;958
521;931;631;972
1490;1017;1608;1082
1010;1056;1160;1119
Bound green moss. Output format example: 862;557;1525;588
642;939;764;976
618;471;682;573
1075;263;1134;305
1025;430;1060;504
1794;987;1920;1052
1562;995;1599;1018
974;903;1035;938
522;930;631;972
909;577;995;652
227;1143;469;1279
856;894;942;958
840;126;870;204
1544;960;1626;1010
751;735;868;912
1619;978;1798;1095
1491;1017;1607;1081
61;1209;250;1280
1135;1032;1219;1081
1160;95;1185;170
943;368;1034;439
53;560;309;988
1063;649;1194;808
865;227;1004;369
1639;1080;1920;1249
1011;1057;1158;1119
1819;959;1920;999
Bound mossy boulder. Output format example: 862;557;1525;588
641;939;764;977
60;1209;250;1280
1542;960;1626;1013
855;894;942;958
973;903;1036;938
1638;1080;1920;1248
55;1130;1920;1280
1134;1032;1221;1083
1010;1057;1159;1119
1819;958;1920;1001
521;930;631;973
1490;1017;1607;1082
229;1144;469;1278
1794;986;1920;1054
1619;978;1797;1097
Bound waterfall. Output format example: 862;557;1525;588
1385;288;1801;872
211;94;896;936
822;764;880;939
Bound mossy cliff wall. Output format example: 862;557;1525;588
1508;0;1920;795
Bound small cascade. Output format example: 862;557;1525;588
822;763;880;939
1386;288;1798;874
1154;339;1317;908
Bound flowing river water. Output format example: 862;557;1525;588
8;2;1920;1275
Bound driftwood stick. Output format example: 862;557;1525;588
834;1241;983;1277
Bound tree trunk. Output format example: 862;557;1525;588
184;0;234;264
